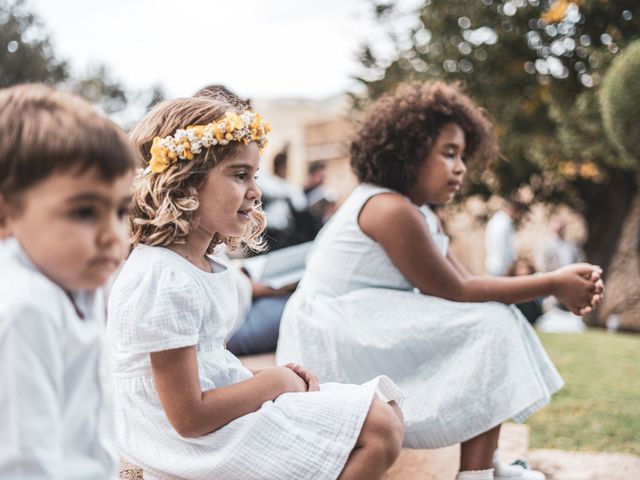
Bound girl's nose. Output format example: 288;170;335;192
454;156;467;174
248;181;261;201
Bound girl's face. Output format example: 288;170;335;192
407;122;467;206
196;142;261;239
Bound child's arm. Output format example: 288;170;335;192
359;193;603;314
0;304;63;479
150;346;309;438
446;250;472;278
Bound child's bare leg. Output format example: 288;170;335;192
339;400;404;480
459;424;501;471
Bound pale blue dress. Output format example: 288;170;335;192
276;184;564;448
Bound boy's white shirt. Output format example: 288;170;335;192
0;237;117;480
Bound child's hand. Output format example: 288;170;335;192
262;366;309;394
284;363;320;392
578;268;605;315
552;263;605;315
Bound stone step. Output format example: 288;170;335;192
527;449;640;480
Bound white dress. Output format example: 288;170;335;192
108;244;402;480
276;184;564;449
0;238;117;480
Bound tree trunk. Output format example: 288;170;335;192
582;169;638;273
580;169;639;326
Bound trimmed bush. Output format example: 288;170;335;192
600;40;640;164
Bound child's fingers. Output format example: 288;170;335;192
577;305;592;316
305;372;320;392
594;278;605;294
296;367;319;391
284;363;319;391
589;270;600;282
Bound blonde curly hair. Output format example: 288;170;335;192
129;96;266;253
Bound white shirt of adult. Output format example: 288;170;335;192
0;238;117;480
484;209;516;276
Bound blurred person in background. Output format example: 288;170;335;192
258;148;313;249
484;198;525;276
508;258;544;325
303;160;337;235
535;216;585;273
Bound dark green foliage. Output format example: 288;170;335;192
354;0;640;273
600;40;640;164
354;0;639;201
0;0;67;86
0;0;128;115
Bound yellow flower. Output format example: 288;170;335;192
188;125;206;137
150;137;170;173
214;123;225;141
225;111;244;130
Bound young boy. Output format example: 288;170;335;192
0;84;135;479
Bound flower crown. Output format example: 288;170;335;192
148;110;271;173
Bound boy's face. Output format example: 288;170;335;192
2;167;133;292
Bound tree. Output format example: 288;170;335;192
1;0;129;116
354;0;640;280
600;39;640;163
0;0;68;86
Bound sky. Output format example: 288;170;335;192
29;0;421;101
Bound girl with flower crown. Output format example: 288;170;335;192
276;81;605;480
107;95;404;480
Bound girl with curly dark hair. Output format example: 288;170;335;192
277;82;604;480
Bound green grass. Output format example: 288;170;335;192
526;330;640;455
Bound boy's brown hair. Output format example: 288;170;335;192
0;83;135;202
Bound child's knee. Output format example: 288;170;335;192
362;400;404;464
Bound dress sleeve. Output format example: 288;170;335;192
109;262;204;353
0;303;64;480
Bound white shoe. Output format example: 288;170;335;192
494;460;545;480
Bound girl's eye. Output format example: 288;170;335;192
235;172;247;181
69;206;97;221
117;206;129;220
